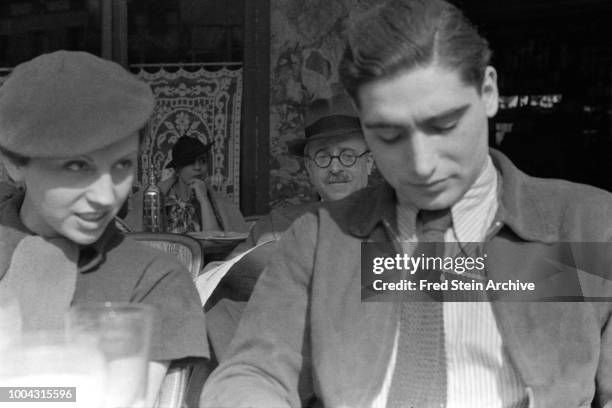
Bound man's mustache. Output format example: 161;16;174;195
325;172;351;184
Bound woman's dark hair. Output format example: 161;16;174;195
339;0;491;102
0;145;30;166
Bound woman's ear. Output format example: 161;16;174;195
1;156;25;184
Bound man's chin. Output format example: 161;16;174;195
321;184;353;201
399;186;463;210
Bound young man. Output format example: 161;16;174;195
201;1;612;407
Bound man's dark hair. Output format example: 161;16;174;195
339;0;492;102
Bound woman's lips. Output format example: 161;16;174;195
77;212;108;223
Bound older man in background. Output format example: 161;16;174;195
245;93;373;246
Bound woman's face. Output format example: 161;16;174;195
7;133;139;245
177;156;207;185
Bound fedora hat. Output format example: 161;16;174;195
166;136;211;169
288;93;362;157
0;50;154;158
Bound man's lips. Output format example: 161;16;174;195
411;178;448;188
325;173;351;184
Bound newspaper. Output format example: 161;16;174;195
195;241;269;305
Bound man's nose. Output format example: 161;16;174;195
406;132;436;179
328;156;344;172
86;173;116;207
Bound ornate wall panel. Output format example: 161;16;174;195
133;65;243;205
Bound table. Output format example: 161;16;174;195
197;239;243;264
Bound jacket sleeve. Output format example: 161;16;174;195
208;187;249;233
596;306;612;407
594;270;612;407
200;212;318;407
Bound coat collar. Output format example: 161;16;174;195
0;190;121;277
347;149;558;244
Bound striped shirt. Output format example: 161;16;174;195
372;156;527;408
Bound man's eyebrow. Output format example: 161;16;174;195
362;121;403;131
362;104;471;130
422;104;470;123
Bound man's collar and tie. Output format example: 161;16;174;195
387;207;452;408
371;154;527;408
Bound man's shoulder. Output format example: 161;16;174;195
495;148;612;211
496;150;612;241
524;175;612;204
269;201;320;223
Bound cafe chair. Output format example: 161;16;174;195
125;232;203;280
124;232;205;408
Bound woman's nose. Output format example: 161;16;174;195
86;173;116;207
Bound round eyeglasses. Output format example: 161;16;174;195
307;149;369;169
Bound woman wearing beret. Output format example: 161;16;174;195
0;51;208;405
160;136;248;234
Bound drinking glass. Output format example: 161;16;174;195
0;292;22;350
0;331;106;408
65;302;154;408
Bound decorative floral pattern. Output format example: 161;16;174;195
165;190;201;233
269;0;380;207
133;66;243;205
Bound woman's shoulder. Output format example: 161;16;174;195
157;175;177;195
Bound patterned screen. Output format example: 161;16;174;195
132;65;243;205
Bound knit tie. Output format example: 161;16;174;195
387;209;451;408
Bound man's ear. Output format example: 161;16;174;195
481;66;499;118
304;157;314;177
365;152;374;175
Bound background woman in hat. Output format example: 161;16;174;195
0;51;208;405
159;135;248;234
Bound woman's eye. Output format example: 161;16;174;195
116;159;134;170
64;161;89;171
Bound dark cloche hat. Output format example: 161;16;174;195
0;50;154;158
288;93;362;157
166;136;212;169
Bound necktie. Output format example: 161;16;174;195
387;208;451;408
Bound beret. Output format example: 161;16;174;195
0;50;155;158
288;92;362;156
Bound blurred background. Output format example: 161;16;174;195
1;0;611;214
